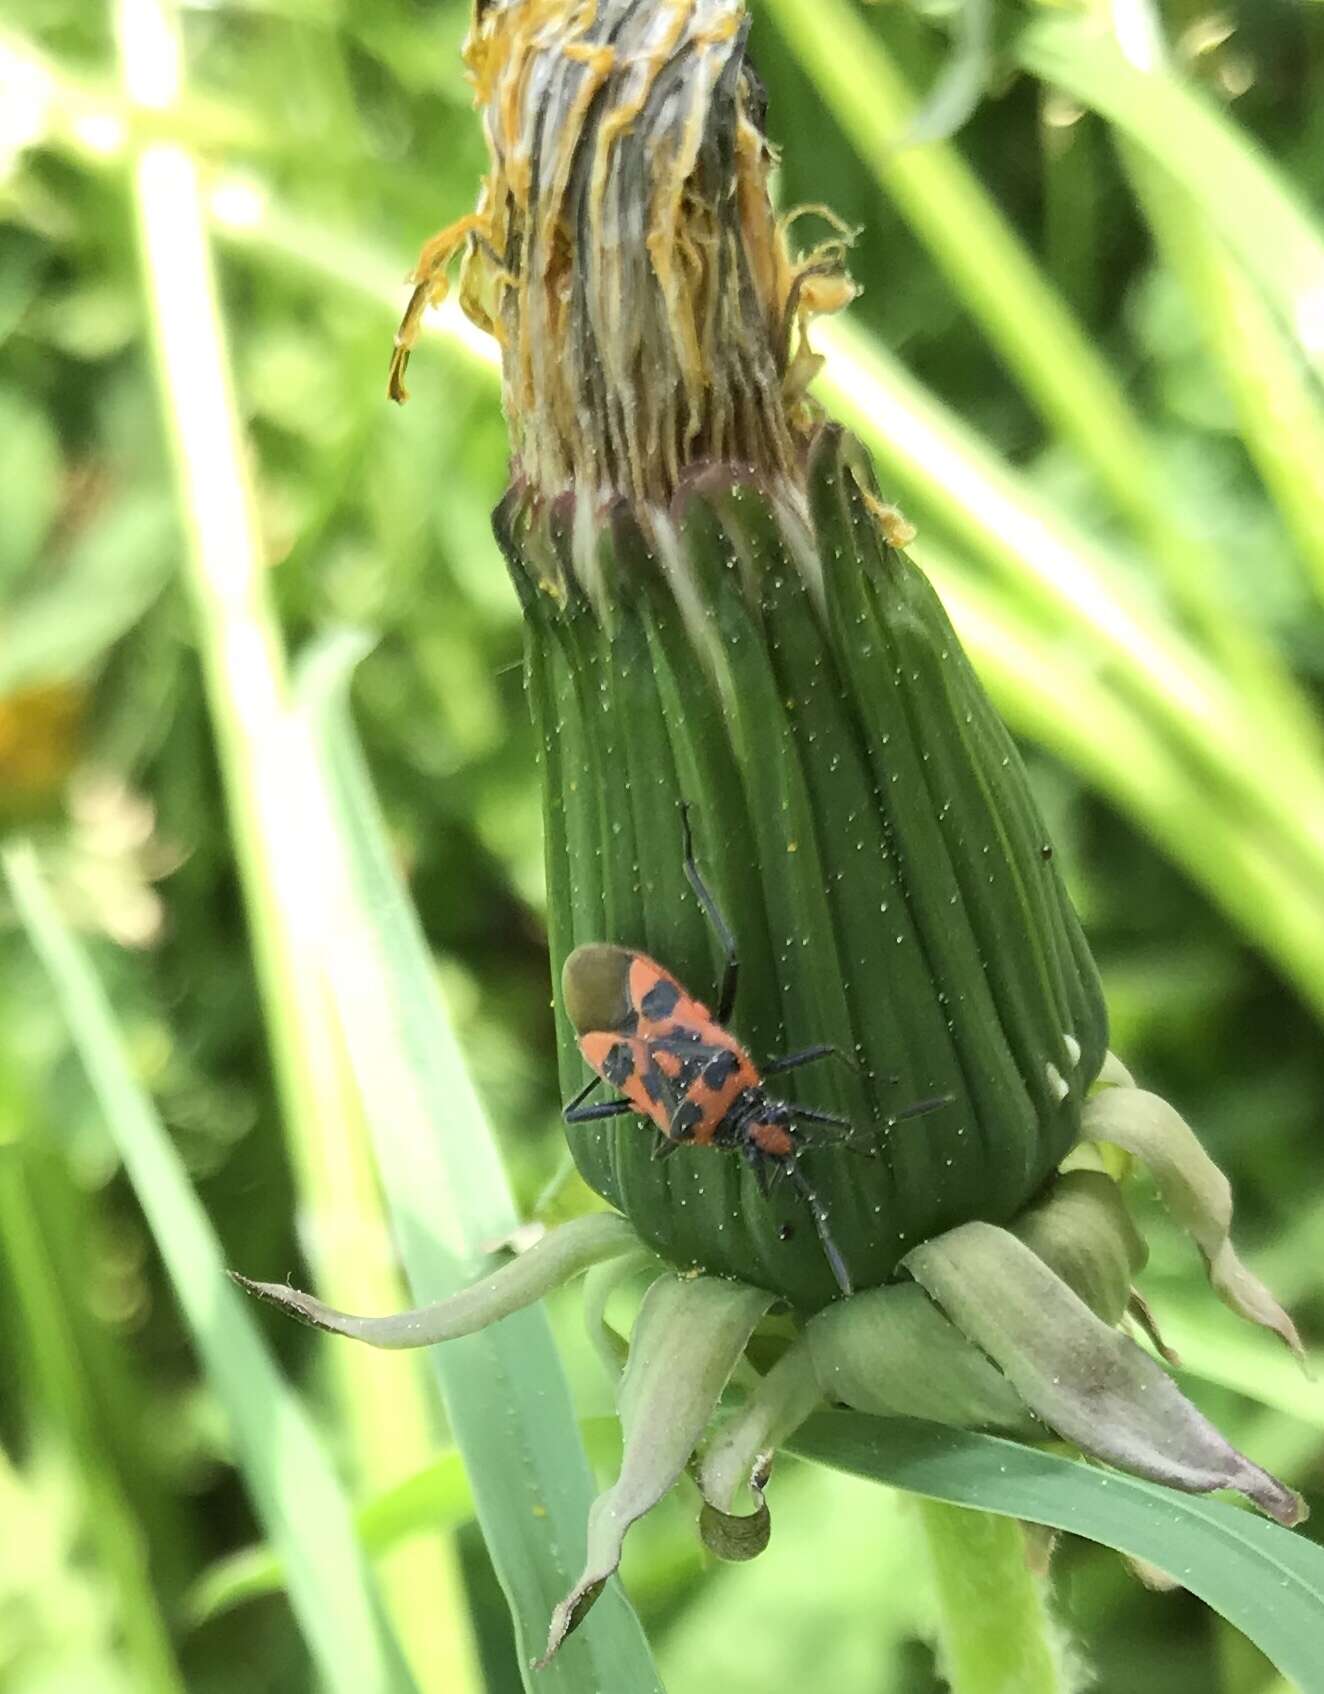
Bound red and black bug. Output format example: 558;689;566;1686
561;815;947;1297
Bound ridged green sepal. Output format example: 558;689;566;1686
501;428;1109;1307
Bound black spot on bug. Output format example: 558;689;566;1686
640;977;681;1021
641;1065;667;1106
671;1099;703;1140
603;1042;636;1086
702;1049;741;1088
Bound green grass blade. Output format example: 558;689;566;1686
191;1416;626;1623
930;560;1324;1019
190;1450;474;1622
1173;238;1324;608
292;632;664;1694
0;1147;186;1694
1147;1304;1324;1436
1017;14;1324;378
816;318;1324;896
790;1412;1324;1690
1;840;419;1694
1098;16;1324;606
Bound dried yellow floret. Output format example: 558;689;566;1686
391;0;857;509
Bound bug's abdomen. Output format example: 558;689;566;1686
748;1120;795;1159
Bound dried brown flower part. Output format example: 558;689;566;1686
390;0;857;508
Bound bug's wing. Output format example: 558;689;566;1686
668;1028;757;1091
625;955;714;1038
578;1031;674;1135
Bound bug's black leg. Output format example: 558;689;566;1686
748;1148;773;1198
798;1129;877;1160
784;1103;852;1129
785;1159;852;1296
788;1105;878;1160
563;1073;601;1117
762;1043;844;1078
651;1134;684;1162
887;1093;955;1125
564;1096;636;1125
681;805;740;1025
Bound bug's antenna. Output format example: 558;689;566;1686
785;1159;852;1297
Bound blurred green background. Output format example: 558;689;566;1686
1;0;1322;1690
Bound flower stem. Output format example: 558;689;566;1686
917;1499;1065;1694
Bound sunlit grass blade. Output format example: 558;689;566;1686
291;632;664;1694
112;0;479;1679
931;559;1324;1019
1;840;419;1694
1017;14;1324;379
790;1412;1324;1690
1167;238;1324;608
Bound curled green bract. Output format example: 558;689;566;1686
539;1273;773;1663
1082;1071;1303;1358
230;1212;640;1347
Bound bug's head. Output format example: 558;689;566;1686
562;943;637;1036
